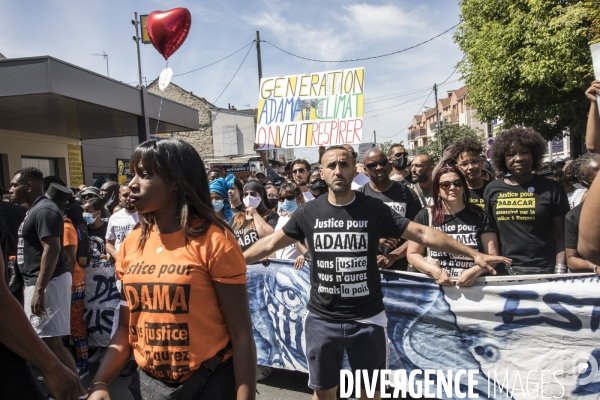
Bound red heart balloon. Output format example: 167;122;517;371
146;8;192;60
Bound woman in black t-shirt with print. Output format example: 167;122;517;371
231;182;279;252
407;166;499;286
484;127;570;275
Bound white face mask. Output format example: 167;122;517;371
243;195;261;208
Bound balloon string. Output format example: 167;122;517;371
154;61;168;136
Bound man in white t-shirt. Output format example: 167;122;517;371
105;185;139;263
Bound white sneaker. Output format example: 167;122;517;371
88;348;106;363
256;365;273;381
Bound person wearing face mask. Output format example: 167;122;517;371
388;144;411;182
308;170;328;199
209;174;235;223
264;184;280;211
273;182;308;262
231;182;279;253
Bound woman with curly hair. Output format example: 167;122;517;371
484;127;570;275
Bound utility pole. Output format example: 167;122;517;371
373;130;377;144
434;83;441;146
256;31;263;85
132;12;149;143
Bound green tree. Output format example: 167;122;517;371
416;124;484;162
375;140;398;156
455;0;599;141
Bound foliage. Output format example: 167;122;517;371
455;0;599;140
375;140;398;156
416;123;484;163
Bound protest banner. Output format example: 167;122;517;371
248;260;600;399
84;254;119;347
255;68;364;149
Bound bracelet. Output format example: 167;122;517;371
90;382;108;388
434;269;443;280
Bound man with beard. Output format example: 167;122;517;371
244;145;510;400
100;181;120;214
359;148;422;270
449;138;488;209
387;144;410;182
258;151;315;201
409;153;435;207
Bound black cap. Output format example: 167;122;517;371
46;183;72;211
272;176;285;187
80;186;101;197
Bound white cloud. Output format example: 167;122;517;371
341;3;420;40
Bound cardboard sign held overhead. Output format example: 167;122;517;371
255;68;365;149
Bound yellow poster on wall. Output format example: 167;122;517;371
67;144;84;186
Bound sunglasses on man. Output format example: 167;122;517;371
365;159;389;170
292;168;306;175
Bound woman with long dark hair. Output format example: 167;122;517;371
88;139;256;400
484;127;569;275
407;166;500;287
230;182;278;253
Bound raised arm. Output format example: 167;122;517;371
585;81;600;153
401;222;511;274
243;229;298;264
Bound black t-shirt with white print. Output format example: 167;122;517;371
484;175;569;274
565;203;583;250
282;192;410;320
413;207;497;278
469;180;489;209
233;212;279;252
358;181;422;270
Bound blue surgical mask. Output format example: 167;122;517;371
212;199;224;213
280;199;298;214
83;212;96;225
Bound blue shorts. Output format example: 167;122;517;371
304;312;388;391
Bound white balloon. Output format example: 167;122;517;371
158;67;173;91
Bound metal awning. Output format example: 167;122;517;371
0;56;199;139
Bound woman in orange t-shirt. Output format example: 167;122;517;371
88;139;256;400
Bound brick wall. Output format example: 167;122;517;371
147;83;214;158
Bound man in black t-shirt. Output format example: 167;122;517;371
244;146;509;399
359;148;422;270
9;168;84;393
450;138;489;209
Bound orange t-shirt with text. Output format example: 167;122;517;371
116;221;247;383
64;218;85;285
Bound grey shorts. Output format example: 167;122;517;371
305;312;388;391
24;272;72;338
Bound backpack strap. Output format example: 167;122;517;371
201;341;232;373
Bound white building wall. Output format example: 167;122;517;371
0;129;79;187
211;110;256;157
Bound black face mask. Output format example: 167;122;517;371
393;157;407;170
309;180;328;193
266;198;279;210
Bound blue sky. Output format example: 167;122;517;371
0;0;464;162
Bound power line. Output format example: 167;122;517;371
213;41;255;105
364;97;433;120
364;79;459;105
376;89;434;139
375;66;463;140
173;41;255;78
364;92;431;114
124;41;255;84
261;23;459;63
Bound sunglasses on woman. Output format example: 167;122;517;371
439;179;464;189
365;159;389;170
242;191;259;197
279;194;297;202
